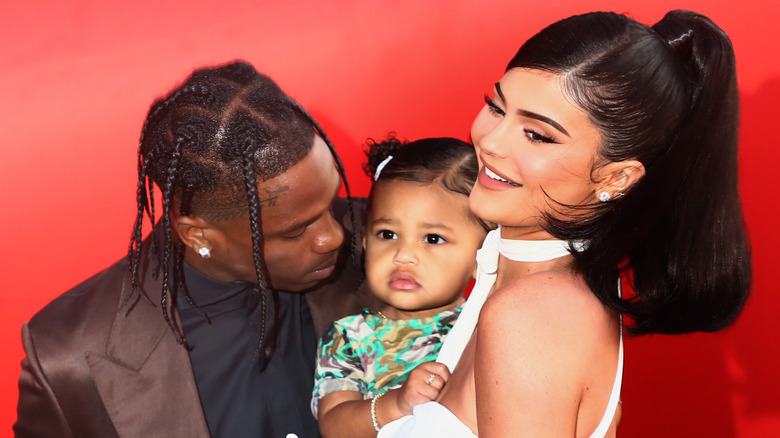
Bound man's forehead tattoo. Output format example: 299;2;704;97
192;183;290;222
259;184;289;208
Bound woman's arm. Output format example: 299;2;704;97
474;272;603;437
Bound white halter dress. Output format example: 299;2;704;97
378;229;623;438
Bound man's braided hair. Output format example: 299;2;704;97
127;61;357;366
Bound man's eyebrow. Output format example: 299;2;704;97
495;82;571;138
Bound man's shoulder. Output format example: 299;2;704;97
28;256;129;345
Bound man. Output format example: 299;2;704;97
14;61;379;437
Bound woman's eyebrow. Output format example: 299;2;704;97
495;82;571;137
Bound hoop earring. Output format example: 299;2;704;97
598;192;611;202
198;247;212;259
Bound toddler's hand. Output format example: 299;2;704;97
393;362;450;416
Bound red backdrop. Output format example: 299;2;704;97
1;1;778;436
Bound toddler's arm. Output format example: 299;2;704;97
318;361;450;438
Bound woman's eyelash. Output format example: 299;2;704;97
483;94;559;144
524;129;558;144
483;94;505;116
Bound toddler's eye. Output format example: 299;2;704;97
424;234;446;245
377;230;397;240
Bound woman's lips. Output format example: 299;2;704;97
389;271;421;290
477;165;522;190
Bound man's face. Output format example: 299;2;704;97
205;136;344;291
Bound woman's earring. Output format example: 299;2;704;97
198;247;212;259
599;192;611;202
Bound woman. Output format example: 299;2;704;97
376;10;750;437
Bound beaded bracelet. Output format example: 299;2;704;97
370;392;386;432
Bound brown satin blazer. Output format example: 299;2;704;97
14;198;378;437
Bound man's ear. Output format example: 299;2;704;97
595;159;645;199
175;214;213;253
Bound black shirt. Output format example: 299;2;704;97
178;262;319;437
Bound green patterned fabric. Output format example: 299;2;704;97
311;307;461;417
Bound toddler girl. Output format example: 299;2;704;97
311;136;492;437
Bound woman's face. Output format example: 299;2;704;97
469;68;603;239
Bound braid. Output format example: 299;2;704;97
127;151;151;306
146;171;160;275
131;60;333;361
241;143;270;368
287;98;359;267
128;85;191;302
175;191;211;325
159;136;188;346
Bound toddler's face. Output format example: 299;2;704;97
363;180;487;319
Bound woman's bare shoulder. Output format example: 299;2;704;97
486;270;603;319
479;270;610;353
474;270;613;434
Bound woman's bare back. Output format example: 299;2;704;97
436;269;622;437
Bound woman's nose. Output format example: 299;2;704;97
476;119;511;159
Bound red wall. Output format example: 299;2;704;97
2;1;778;436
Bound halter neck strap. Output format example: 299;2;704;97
498;235;585;262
